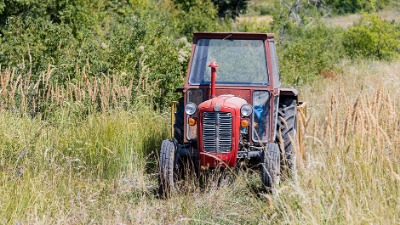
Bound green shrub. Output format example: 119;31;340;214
343;14;400;60
210;0;249;19
0;16;77;81
0;0;227;109
323;0;390;14
277;24;345;85
258;5;272;16
234;18;271;33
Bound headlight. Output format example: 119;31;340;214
185;102;197;116
241;104;253;117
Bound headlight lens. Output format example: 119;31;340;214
241;104;253;117
185;102;197;116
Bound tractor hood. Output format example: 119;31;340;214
198;94;248;112
197;94;248;168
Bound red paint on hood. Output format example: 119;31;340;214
197;95;248;168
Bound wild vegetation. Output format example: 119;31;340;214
0;0;400;223
1;60;399;224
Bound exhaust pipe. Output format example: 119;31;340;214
209;62;219;98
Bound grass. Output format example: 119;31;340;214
322;8;400;28
0;108;169;223
235;0;274;30
1;60;400;224
245;0;275;16
0;66;138;115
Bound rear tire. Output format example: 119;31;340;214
158;140;178;198
278;98;298;178
261;143;280;190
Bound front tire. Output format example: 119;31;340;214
261;143;280;190
158;140;178;198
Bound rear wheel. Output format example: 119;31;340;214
278;98;298;178
261;143;280;190
158;140;178;198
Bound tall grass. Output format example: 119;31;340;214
0;108;169;223
1;60;400;224
0;65;162;116
270;60;400;224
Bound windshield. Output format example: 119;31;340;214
189;39;269;85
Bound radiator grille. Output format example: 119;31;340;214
202;112;232;153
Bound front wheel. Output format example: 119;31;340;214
261;143;280;190
158;140;178;198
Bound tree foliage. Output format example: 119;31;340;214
211;0;249;19
343;14;400;60
173;0;220;37
0;0;398;108
323;0;390;14
0;0;231;108
277;23;345;85
174;0;249;19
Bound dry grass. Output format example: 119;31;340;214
1;60;400;224
292;60;400;224
0;65;156;115
236;15;273;24
323;8;400;28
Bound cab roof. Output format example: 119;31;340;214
193;32;275;41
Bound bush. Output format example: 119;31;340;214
0;0;227;109
258;5;272;16
323;0;390;14
343;14;400;60
0;17;77;81
276;24;345;85
174;0;222;39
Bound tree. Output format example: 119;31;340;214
174;0;248;20
323;0;390;14
211;0;249;19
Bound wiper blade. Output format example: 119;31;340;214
223;34;232;40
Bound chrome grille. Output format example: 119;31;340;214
202;112;232;153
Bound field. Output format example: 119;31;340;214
323;8;400;28
1;60;399;224
1;0;400;223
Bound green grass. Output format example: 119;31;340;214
0;106;169;223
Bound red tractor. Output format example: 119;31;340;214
159;32;305;196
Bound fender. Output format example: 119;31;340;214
279;88;299;102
